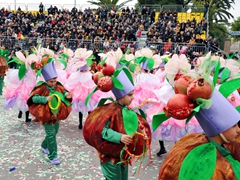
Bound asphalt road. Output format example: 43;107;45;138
0;96;174;180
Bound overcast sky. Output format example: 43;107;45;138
4;0;240;22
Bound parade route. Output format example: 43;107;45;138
0;96;174;180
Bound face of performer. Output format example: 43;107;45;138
222;122;240;142
118;90;134;106
47;78;57;87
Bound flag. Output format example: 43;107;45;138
17;32;24;39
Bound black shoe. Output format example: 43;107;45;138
18;111;22;118
156;149;167;156
78;124;82;130
25;118;32;123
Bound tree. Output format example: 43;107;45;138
207;0;234;45
87;0;133;11
231;17;240;40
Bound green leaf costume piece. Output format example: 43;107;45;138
18;64;27;80
219;78;240;98
152;112;170;132
122;107;138;135
112;77;124;90
179;143;217;180
85;86;98;106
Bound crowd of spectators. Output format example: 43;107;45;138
0;3;220;59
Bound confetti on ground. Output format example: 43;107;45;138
0;96;174;179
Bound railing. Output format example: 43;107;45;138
0;36;212;54
0;37;140;51
146;42;207;54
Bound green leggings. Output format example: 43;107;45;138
41;122;59;160
101;161;128;180
0;76;4;95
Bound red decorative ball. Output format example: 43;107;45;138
97;76;113;92
102;64;115;76
174;75;194;94
164;94;194;120
187;78;212;101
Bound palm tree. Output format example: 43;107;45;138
207;0;234;40
87;0;134;11
208;0;234;23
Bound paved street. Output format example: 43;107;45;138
0;96;174;180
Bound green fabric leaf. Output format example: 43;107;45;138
99;58;106;65
54;91;71;106
152;112;170;132
225;155;240;180
186;104;202;125
85;86;98;106
36;69;42;78
97;97;114;107
179;143;216;180
36;81;45;87
122;68;134;85
129;63;137;73
219;78;240;98
47;57;53;63
60;53;69;60
220;68;231;83
112;77;124;90
113;68;122;77
235;106;240;113
57;59;67;70
122;108;138;135
18;64;27;80
135;56;145;64
138;108;147;120
212;60;220;89
30;63;35;70
86;58;93;67
49;92;59;115
147;58;154;70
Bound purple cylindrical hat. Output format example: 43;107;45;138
111;70;134;100
140;59;149;70
195;90;240;137
79;64;90;71
159;62;166;68
41;61;58;81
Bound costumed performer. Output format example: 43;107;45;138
147;54;202;156
83;67;151;180
152;58;240;179
3;50;36;122
65;48;101;129
27;60;72;165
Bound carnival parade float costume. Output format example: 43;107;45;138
3;50;36;122
152;56;240;179
83;67;151;180
130;48;162;110
27;59;72;165
146;54;202;156
65;48;104;129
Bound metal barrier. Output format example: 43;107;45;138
147;42;207;54
0;37;139;51
162;5;184;12
184;5;204;13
